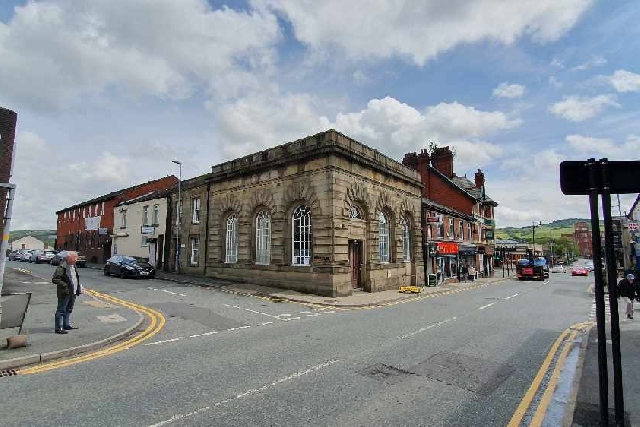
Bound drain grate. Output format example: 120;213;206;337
0;368;19;377
358;363;414;384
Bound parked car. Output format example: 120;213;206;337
30;249;57;264
8;250;24;261
551;265;566;273
104;255;155;279
50;250;87;267
20;249;35;262
571;265;589;276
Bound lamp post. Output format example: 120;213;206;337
531;220;542;258
172;160;182;273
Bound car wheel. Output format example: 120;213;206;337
119;268;126;279
103;267;109;276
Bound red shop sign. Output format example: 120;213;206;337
437;242;459;255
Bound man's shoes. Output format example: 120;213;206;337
63;326;78;330
55;329;69;334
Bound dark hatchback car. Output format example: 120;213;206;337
104;255;155;279
50;250;87;267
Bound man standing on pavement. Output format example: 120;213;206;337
617;273;639;320
52;251;83;334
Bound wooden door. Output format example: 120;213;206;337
349;240;362;288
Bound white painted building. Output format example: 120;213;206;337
10;236;46;251
110;190;170;267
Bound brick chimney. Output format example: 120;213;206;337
403;150;431;197
474;169;485;188
431;146;454;179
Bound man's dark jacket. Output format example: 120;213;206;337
52;261;81;298
617;278;639;299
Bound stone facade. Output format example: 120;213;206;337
169;130;424;297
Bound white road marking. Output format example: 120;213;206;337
179;293;187;297
261;321;273;326
202;331;217;336
97;313;127;323
34;281;49;285
504;293;519;300
145;337;183;346
397;317;457;340
162;290;177;295
478;302;496;310
148;360;340;427
278;313;292;317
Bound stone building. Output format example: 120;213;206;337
168;130;424;297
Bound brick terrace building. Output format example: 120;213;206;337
56;176;178;264
574;221;592;257
402;147;497;282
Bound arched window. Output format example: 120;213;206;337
379;211;389;263
349;205;362;219
292;206;312;266
255;211;271;265
402;218;411;262
225;215;238;263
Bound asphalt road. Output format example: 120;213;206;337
1;262;594;426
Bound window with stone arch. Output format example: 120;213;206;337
292;205;312;266
255;210;271;265
225;214;238;263
401;217;411;262
349;204;363;219
379;211;390;263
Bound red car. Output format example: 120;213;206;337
571;266;589;276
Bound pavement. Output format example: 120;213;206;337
570;298;640;426
0;267;143;372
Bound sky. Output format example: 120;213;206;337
2;0;640;230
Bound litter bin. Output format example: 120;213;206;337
427;274;437;287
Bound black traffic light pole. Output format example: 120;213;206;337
587;159;609;425
601;160;625;425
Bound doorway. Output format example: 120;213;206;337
348;240;362;289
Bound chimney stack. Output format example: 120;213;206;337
475;169;485;188
431;146;454;179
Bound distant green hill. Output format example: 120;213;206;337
495;219;596;243
8;230;56;248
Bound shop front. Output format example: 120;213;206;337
458;245;477;270
436;242;459;283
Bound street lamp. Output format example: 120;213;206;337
172;160;182;273
531;220;542;258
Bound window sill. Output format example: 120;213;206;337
191;221;200;225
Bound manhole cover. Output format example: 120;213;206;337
412;352;514;395
358;363;413;384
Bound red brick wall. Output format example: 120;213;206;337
425;172;474;215
55;175;178;263
0;107;17;225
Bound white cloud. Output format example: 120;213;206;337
11;131;136;228
0;0;281;110
548;94;619;121
260;0;593;65
566;134;640;158
353;70;370;86
571;55;607;71
214;90;331;159
609;69;640;93
548;76;562;87
331;96;519;166
493;83;525;98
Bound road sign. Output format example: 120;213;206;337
560;160;640;195
629;222;638;231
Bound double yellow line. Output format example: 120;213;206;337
20;289;165;375
508;321;593;427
